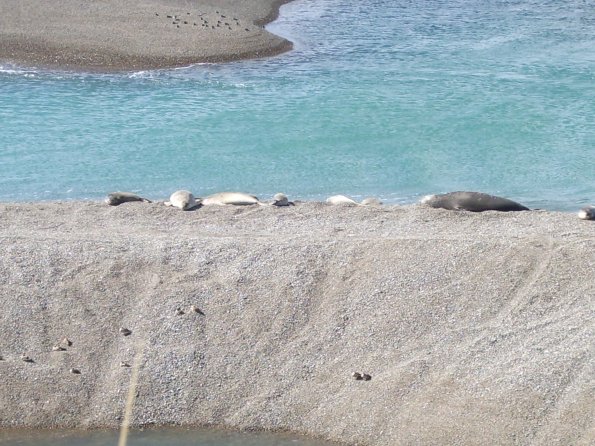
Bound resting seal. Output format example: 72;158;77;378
327;195;382;206
105;192;151;206
578;205;595;220
271;193;294;206
201;192;262;206
360;197;383;206
165;190;199;210
421;191;530;212
326;195;359;206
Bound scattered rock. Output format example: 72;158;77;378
190;305;205;315
52;345;66;352
352;372;363;380
175;308;185;316
62;337;73;346
362;373;372;381
70;368;81;374
120;362;131;368
21;355;34;363
120;327;132;336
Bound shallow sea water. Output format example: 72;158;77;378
0;427;338;446
0;0;593;210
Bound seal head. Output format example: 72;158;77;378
421;191;530;212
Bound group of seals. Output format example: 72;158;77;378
105;190;592;219
107;190;292;210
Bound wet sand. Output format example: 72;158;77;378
0;201;593;445
0;0;293;71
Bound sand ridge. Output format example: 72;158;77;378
0;201;593;445
0;0;294;71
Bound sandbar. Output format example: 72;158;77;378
0;0;294;71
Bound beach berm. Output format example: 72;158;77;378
0;201;593;445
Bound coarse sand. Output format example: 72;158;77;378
0;0;293;71
0;200;593;445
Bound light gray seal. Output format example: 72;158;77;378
201;192;262;206
271;193;294;206
421;191;530;212
165;190;199;210
326;195;359;206
578;205;595;220
105;192;151;206
360;197;383;206
327;195;382;206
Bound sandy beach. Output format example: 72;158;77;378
0;0;293;71
0;201;593;445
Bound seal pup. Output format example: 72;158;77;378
105;192;151;206
360;197;383;206
200;192;263;206
326;195;359;206
271;193;294;207
420;191;530;212
165;190;199;210
578;205;595;220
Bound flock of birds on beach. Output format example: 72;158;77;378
155;9;258;32
105;190;595;220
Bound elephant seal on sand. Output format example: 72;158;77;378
327;195;382;206
421;191;530;212
578;205;595;220
361;197;383;206
326;195;359;206
201;192;262;206
105;192;151;206
271;193;294;206
165;190;199;210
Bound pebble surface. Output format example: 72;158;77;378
0;201;593;446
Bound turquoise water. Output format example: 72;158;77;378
0;427;338;445
1;0;593;210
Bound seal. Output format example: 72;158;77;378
165;190;199;210
201;192;262;206
360;197;383;206
105;192;151;206
578;205;595;220
326;195;359;206
421;191;530;212
271;193;294;206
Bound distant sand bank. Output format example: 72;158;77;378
0;0;293;71
0;202;593;445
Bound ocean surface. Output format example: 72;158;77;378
1;0;593;210
0;428;338;446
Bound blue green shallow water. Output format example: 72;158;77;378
1;0;593;210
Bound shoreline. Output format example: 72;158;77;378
1;202;593;445
0;0;295;72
